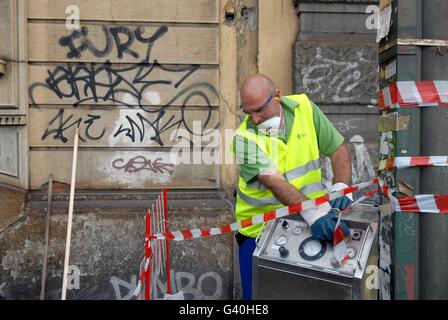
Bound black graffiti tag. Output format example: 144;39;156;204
58;25;168;60
42;109;106;143
112;156;175;175
29;56;201;108
29;25;200;107
31;25;219;147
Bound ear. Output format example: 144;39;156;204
275;89;281;102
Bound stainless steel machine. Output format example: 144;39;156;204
252;206;379;300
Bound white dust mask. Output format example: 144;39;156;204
257;115;282;135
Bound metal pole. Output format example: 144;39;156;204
378;0;423;300
61;128;80;300
419;0;448;299
40;174;53;300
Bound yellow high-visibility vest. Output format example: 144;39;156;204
234;94;325;238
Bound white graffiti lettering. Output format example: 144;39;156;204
110;275;137;300
110;270;223;300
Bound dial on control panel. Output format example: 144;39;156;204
275;234;288;246
299;237;327;261
292;225;304;235
346;247;357;259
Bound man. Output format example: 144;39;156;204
232;74;353;300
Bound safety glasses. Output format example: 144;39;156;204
241;90;276;115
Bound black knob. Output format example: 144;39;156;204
282;220;289;229
279;246;289;258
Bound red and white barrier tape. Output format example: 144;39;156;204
133;255;151;298
149;179;379;241
379;156;448;170
379;178;448;214
379;81;448;110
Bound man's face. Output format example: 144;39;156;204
241;89;280;125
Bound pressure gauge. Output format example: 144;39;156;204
292;225;304;235
299;237;327;261
303;240;322;256
346;247;357;259
275;234;288;246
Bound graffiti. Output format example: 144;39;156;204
29;57;202;108
58;25;168;60
29;24;219;148
112;156;175;175
0;283;6;299
350;135;376;184
111;100;215;146
300;47;378;103
332;118;365;133
171;271;223;300
110;275;137;301
29;25;210;108
40;106;216;147
397;214;417;254
321;135;376;190
110;270;223;300
42;109;105;143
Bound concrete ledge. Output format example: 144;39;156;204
1;198;235;300
27;199;233;213
27;189;227;202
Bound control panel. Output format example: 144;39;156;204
259;215;372;275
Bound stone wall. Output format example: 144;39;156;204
0;190;234;300
293;0;379;195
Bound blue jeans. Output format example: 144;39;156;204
237;235;257;300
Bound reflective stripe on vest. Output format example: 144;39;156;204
237;181;324;207
234;94;325;238
245;159;321;191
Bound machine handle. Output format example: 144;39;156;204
357;225;372;270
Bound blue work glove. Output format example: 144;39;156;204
330;195;353;210
310;210;350;242
329;182;353;210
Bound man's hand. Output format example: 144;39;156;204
310;210;350;242
329;182;353;210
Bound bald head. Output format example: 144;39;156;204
240;74;276;103
240;74;281;125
